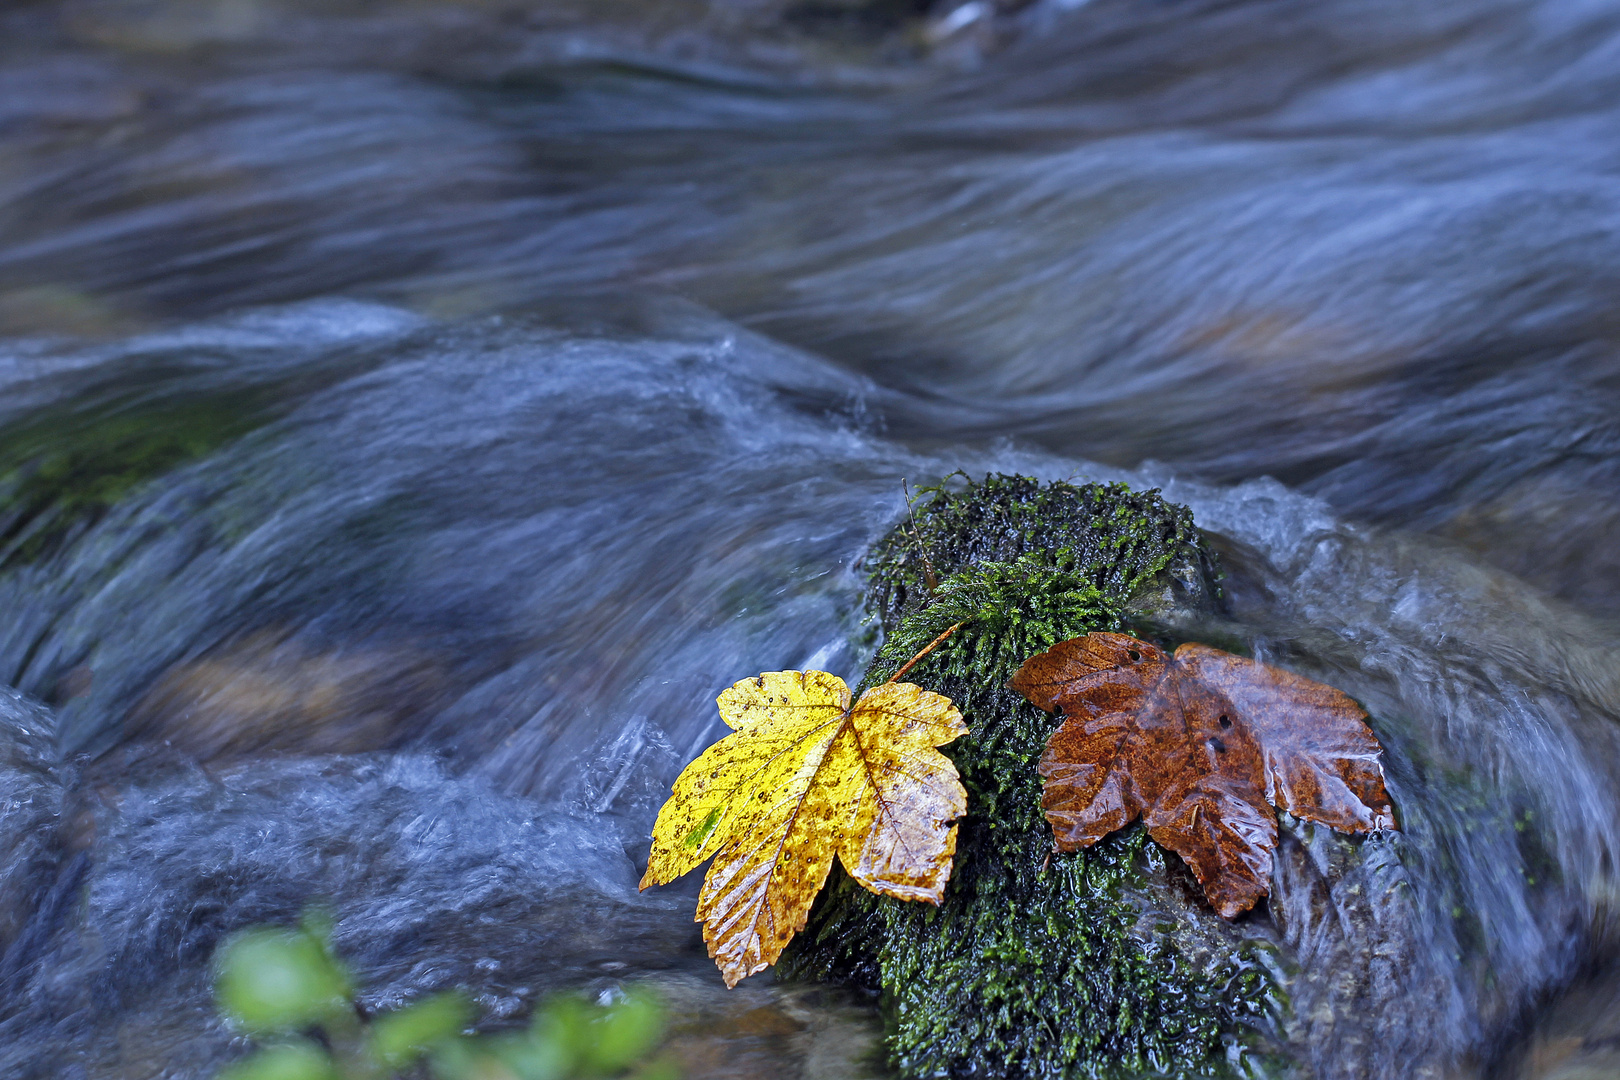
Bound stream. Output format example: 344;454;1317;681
3;0;1620;1077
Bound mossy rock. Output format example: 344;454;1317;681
781;473;1272;1079
0;376;310;568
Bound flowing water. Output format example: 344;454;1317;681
3;0;1620;1076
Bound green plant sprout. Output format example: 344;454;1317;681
213;912;675;1080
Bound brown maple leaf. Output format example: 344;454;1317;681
1010;632;1396;917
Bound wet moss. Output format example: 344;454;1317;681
0;388;280;566
781;473;1264;1079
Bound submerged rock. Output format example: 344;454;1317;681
0;687;61;957
782;473;1276;1078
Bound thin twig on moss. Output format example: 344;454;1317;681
888;622;965;684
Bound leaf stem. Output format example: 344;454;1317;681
888;622;965;684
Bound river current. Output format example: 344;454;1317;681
2;1;1619;1077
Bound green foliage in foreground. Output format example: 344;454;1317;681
214;912;674;1080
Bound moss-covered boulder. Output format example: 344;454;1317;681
781;473;1272;1079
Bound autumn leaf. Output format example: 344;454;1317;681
641;670;968;987
1010;632;1395;918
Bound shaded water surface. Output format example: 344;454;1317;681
2;0;1620;1077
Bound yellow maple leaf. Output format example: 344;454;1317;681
640;670;968;987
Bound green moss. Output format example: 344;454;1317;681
0;388;280;566
781;473;1265;1079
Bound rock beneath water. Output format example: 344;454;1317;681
782;473;1279;1078
0;687;62;959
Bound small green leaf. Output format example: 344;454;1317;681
531;992;595;1069
579;990;666;1075
214;924;353;1034
218;1041;341;1080
432;1029;572;1080
368;991;473;1069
